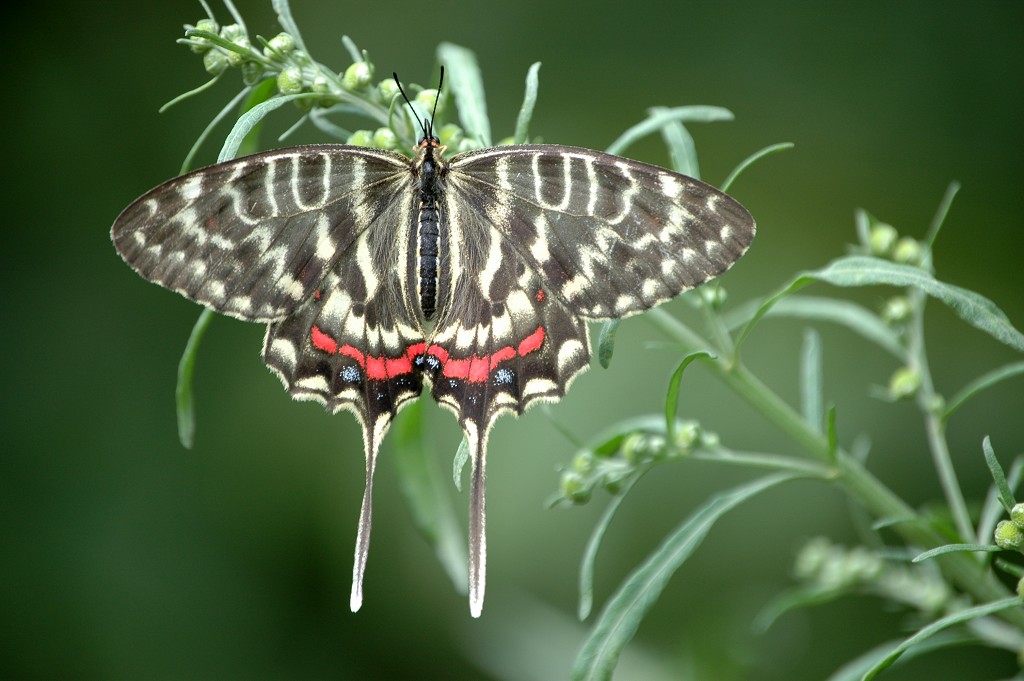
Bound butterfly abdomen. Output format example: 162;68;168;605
416;145;443;320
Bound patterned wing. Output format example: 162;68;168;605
263;208;428;612
111;144;413;322
112;144;425;613
421;213;591;615
449;144;756;320
429;144;756;615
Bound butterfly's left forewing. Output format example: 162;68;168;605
112;145;414;322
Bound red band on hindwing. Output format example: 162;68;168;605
309;325;547;383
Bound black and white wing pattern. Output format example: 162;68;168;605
112;137;755;618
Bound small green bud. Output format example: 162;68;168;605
188;19;219;53
882;296;912;324
219;23;246;43
194;18;218;34
560;471;590;504
869;223;898;256
698;284;727;308
265;32;296;57
1011;503;1024;529
699;430;720;450
372;127;399;150
995;520;1024;551
311;75;331;95
203;49;229;76
673;421;701;453
241;62;264;86
621;432;664;464
342;61;373;91
376;78;401;104
888;366;921;400
571;451;593;474
619;432;646;462
347;129;374;147
226;39;251;67
893;237;922;265
603;476;623;495
495;136;515;146
1017;576;1024;599
277;66;304;95
794;537;833;579
415;89;442;115
436;123;463;148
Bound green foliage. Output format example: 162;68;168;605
149;1;1024;678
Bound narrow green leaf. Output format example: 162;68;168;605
979;457;1024;544
218;92;321;163
724;295;906;360
453;436;470;492
720;142;793;193
513;62;541;144
755;585;842;633
391;402;469;593
176;308;215;449
983;436;1016;512
650;108;698;178
221;0;248;35
340;35;362;64
944;361;1024;422
912;543;1000;562
861;597;1023;679
739;256;1024;353
437;43;491;147
180;86;252;174
309;109;353;141
605;106;733;157
664;352;713;446
781;295;904;360
813;256;1024;351
825;405;838;464
854;209;872;250
578;474;644;621
271;0;307;54
800;329;823;434
923;181;960;256
827;633;977;681
159;76;221;113
597;320;621;369
571;473;799;681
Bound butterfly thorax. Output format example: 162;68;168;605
414;136;446;321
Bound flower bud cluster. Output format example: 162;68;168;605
795;537;950;614
557;421;709;504
181;19;411;115
994;503;1024;552
864;221;924;266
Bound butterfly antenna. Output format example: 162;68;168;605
393;71;429;140
393;68;444;141
429;66;444;138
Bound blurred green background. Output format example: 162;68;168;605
5;0;1023;679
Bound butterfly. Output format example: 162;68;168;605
111;71;755;616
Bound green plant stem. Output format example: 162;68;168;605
645;307;1024;627
907;289;974;540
